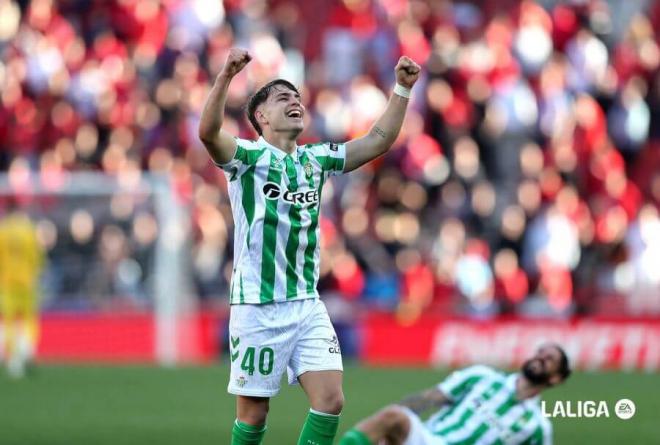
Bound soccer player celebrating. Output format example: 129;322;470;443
339;344;571;445
198;49;421;445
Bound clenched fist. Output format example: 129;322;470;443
395;56;421;89
219;48;252;80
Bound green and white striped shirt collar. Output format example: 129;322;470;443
258;136;299;162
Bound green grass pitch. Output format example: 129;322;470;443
0;364;657;444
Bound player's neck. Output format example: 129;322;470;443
515;375;544;400
262;132;297;154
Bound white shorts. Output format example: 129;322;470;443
227;298;343;397
401;407;446;445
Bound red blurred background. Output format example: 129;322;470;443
1;0;659;369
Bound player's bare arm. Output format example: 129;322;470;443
342;388;448;445
198;48;252;165
344;56;421;173
398;387;449;415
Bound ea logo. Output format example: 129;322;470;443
614;399;635;420
263;183;282;199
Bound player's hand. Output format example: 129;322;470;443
219;48;252;80
395;56;421;89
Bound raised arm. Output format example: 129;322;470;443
398;387;450;416
343;56;421;173
198;48;252;165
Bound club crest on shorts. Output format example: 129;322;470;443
304;162;313;179
236;376;248;388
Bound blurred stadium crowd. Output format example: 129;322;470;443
1;0;660;319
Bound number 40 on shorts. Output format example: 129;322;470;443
240;346;274;376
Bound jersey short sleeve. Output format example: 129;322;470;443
304;142;347;177
215;137;264;181
324;142;347;176
438;365;495;402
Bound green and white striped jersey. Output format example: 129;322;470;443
427;366;552;445
217;136;346;305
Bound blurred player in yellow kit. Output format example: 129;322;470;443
0;199;45;378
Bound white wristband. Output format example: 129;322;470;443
393;83;411;98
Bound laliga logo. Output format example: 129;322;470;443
262;182;319;205
542;399;636;419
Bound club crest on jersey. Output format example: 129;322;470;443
263;182;319;206
304;162;313;179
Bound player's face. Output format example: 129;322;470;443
521;345;563;386
258;85;305;135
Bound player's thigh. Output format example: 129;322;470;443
227;304;295;397
287;299;343;385
21;291;38;318
1;289;36;315
0;291;18;320
14;291;37;319
298;369;343;412
236;395;270;425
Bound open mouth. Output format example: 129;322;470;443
286;109;303;119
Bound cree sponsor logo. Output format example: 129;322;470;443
262;182;319;205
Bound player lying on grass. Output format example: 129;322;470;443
198;48;420;445
340;343;571;445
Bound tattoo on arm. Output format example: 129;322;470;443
398;389;447;416
372;126;388;139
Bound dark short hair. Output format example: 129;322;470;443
554;344;572;381
247;79;299;135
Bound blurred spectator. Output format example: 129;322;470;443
0;198;45;378
455;239;495;316
621;204;660;315
0;0;659;321
493;248;529;308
